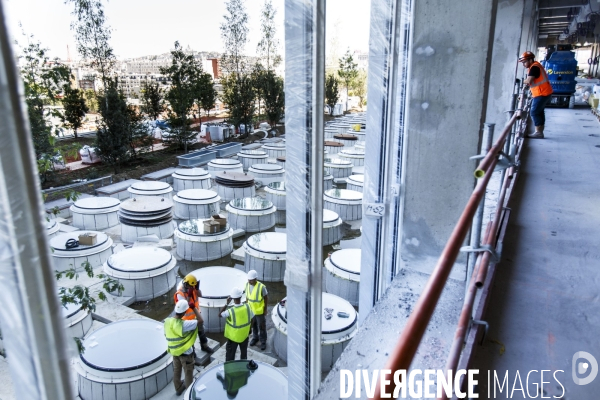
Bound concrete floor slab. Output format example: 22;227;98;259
471;108;600;397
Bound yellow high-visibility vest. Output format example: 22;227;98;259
245;281;265;316
164;318;197;356
224;304;252;343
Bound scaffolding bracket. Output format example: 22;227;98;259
494;151;519;173
471;319;489;345
460;244;500;263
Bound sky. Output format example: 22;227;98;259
4;0;371;61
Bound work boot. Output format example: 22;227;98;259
527;126;544;139
175;382;186;396
249;338;258;346
200;343;213;353
260;343;267;351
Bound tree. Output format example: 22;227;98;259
263;72;284;128
220;0;249;76
325;74;340;115
95;82;131;173
251;63;268;116
127;105;153;157
83;89;98;113
160;41;203;152
66;0;115;85
61;85;89;138
140;81;164;120
338;50;358;111
196;73;217;122
17;35;70;157
221;73;256;134
350;70;367;109
257;0;281;71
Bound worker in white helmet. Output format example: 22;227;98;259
220;287;254;361
245;269;269;350
164;299;203;395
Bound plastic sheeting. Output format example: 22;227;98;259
0;3;74;397
360;0;412;319
283;0;326;398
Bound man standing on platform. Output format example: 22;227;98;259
245;270;269;350
220;287;254;361
164;300;201;395
174;274;213;356
519;51;554;139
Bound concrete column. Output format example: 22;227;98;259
519;0;538;54
485;0;528;129
399;0;498;280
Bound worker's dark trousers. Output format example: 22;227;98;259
198;323;208;345
225;337;249;361
531;95;552;127
250;314;267;345
172;353;194;392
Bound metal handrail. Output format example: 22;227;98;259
374;88;529;399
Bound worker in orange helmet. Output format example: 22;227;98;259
519;51;553;139
174;274;213;360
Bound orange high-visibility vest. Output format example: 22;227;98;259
173;288;198;321
529;61;554;97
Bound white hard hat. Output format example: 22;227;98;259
247;270;257;280
230;287;243;299
175;299;189;314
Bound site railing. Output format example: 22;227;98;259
41;175;113;203
374;85;531;399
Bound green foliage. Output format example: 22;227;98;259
338;49;358;109
196;73;217;121
221;73;256;134
74;337;85;354
160;41;203;152
140;81;164;120
65;190;81;202
128;105;154;157
83;89;98;113
263;72;285;127
220;0;249;76
17;34;70;161
349;69;367;109
97;273;125;298
251;63;267;115
66;0;115;84
257;0;281;71
95;81;132;173
61;85;89;138
325;74;340;114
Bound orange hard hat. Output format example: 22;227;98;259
519;51;535;62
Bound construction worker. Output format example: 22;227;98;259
519;51;554;139
174;274;212;355
245;270;269;350
164;299;202;395
220;287;254;361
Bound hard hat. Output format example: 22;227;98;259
247;270;258;280
519;51;535;62
175;299;189;314
183;274;198;286
230;287;243;299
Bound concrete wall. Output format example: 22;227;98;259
399;0;498;280
485;0;527;130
